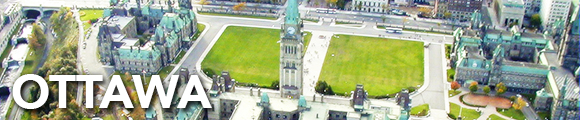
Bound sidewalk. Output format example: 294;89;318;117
302;31;334;97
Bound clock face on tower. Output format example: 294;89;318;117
287;27;296;35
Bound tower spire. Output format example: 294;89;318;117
284;0;300;25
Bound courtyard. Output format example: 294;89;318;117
319;35;424;96
202;26;311;86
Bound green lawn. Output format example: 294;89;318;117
450;102;482;120
447;68;455;82
79;9;104;21
21;50;43;75
410;104;430;116
192;24;206;40
158;65;175;81
198;12;277;20
497;108;526;120
537;111;551;120
488;114;507;120
449;90;461;97
21;110;31;120
202;26;311;86
0;44;14;64
80;9;103;31
172;51;187;64
320;35;424;96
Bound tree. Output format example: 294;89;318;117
199;0;209;8
495;82;507;95
483;85;491;95
469;81;478;93
418;7;432;17
512;97;527;110
451;81;461;91
270;81;279;90
124;72;133;82
381;4;389;14
381;15;386;23
28;23;47;51
233;2;247;14
315;81;335;95
530;14;542;29
325;0;338;8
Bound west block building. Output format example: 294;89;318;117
98;0;197;74
557;7;579;73
495;0;525;27
539;0;572;28
351;0;389;13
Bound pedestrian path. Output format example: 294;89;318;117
302;31;334;97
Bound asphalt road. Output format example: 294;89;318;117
411;44;447;110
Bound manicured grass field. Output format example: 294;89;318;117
410;104;430;116
202;26;311;86
320;35;423;96
450;102;482;120
449;90;462;97
488;114;507;120
447;68;455;82
497;108;525;120
79;9;103;30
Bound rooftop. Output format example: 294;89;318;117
106;16;134;31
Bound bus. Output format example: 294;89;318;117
385;27;403;33
315;8;337;14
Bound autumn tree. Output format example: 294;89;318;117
483;85;491;95
325;0;338;8
124;72;133;81
512;97;527;110
495;82;507;95
199;0;209;8
28;23;47;51
451;81;461;91
469;81;478;93
233;2;247;14
130;91;145;120
418;7;432;17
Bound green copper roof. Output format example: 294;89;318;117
118;47;161;61
500;66;549;75
145;108;156;118
284;0;300;25
261;93;269;103
176;103;202;119
103;9;111;18
298;96;307;107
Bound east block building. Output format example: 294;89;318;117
451;12;551;94
98;0;197;74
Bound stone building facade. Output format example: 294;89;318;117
495;0;525;27
98;0;197;74
451;14;550;94
279;0;304;99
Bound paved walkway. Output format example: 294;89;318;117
302;31;334;97
448;91;515;120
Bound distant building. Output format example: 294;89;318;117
98;0;197;75
351;0;389;13
495;0;525;27
523;0;541;17
447;0;483;21
539;0;572;28
451;12;551;94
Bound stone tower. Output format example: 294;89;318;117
279;0;303;99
